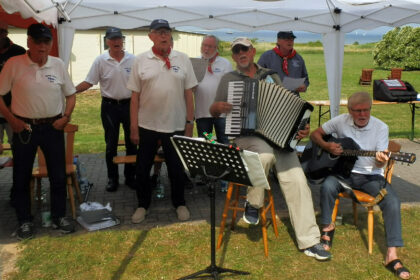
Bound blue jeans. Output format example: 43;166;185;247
320;173;403;247
196;117;229;144
101;98;137;182
12;123;67;224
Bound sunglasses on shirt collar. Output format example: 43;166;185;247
232;45;250;54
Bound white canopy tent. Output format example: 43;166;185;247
1;0;420;117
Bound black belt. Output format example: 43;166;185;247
102;97;131;105
16;114;61;125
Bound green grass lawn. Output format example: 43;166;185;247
5;206;420;279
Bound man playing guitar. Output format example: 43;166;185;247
310;91;410;280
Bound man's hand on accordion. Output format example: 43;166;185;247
296;124;310;140
209;101;232;117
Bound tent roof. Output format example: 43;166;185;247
62;0;420;33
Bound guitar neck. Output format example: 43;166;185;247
342;150;378;158
341;150;415;164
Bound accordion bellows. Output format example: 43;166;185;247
225;80;313;151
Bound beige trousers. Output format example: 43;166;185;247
234;136;320;250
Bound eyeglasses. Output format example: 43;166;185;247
350;108;371;114
232;45;250;54
151;29;171;36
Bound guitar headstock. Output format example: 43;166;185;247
391;152;416;164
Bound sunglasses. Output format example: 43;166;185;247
232;45;250;54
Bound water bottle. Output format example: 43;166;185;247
155;176;165;199
74;155;89;193
40;184;51;227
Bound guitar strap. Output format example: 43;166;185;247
336;176;388;207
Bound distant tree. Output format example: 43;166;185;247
373;26;420;70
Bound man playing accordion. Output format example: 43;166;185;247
209;37;331;261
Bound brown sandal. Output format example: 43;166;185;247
385;259;411;279
320;229;335;250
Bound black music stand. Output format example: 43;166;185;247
171;136;252;280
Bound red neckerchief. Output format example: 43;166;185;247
272;46;296;75
152;46;171;69
207;52;218;74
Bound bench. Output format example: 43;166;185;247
310;99;420;140
113;154;165;164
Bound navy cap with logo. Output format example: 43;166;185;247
105;27;123;39
150;19;171;30
27;23;52;40
277;31;296;39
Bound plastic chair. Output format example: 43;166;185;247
217;182;279;257
331;141;401;254
30;123;83;219
388;68;403;80
359;69;374;85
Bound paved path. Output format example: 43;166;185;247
1;138;419;245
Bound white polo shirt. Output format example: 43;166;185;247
127;49;198;133
85;50;134;100
194;56;233;119
0;54;75;119
322;113;389;175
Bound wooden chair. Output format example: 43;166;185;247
388;68;403;80
359;69;374;85
217;182;279;257
331;140;401;254
30;123;83;219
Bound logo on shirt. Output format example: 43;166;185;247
124;67;131;73
292;61;301;68
213;68;222;73
171;65;180;72
45;74;58;83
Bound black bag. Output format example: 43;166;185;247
373;79;417;102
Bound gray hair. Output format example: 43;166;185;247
348;91;372;109
202;35;220;47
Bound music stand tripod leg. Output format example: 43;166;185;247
171;136;255;279
177;178;250;280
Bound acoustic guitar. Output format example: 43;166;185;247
300;135;416;180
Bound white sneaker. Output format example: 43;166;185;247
131;207;147;224
176;205;190;221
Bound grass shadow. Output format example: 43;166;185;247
111;230;149;280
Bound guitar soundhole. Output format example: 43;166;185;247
328;154;339;160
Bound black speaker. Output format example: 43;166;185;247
373;80;417;102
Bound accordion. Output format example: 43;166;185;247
225;79;314;151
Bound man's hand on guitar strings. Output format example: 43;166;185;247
326;142;343;156
375;150;389;167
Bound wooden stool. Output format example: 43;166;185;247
217;182;279;257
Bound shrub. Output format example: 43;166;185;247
373;26;420;70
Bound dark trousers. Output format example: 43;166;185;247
101;98;136;182
320;173;403;247
196;117;229;144
12;124;66;224
135;127;185;209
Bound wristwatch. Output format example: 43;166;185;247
186;120;194;125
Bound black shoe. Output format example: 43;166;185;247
106;179;119;192
52;217;75;234
243;201;259;225
303;243;332;261
17;222;34;240
125;178;136;190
